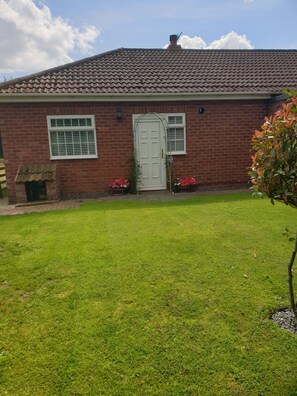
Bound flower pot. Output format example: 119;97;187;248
173;177;198;193
111;188;127;195
176;185;197;193
179;186;196;192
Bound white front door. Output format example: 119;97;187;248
134;115;166;190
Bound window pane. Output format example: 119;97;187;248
65;131;72;143
88;130;94;142
51;144;59;156
175;128;184;139
50;131;57;143
176;141;184;151
89;143;96;155
167;140;176;152
81;145;89;155
59;143;66;156
74;144;81;155
58;132;65;144
50;117;94;129
80;131;87;142
66;144;74;155
168;116;183;125
48;116;96;158
73;131;80;143
167;125;185;153
167;128;175;139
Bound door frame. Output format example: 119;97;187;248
132;113;168;191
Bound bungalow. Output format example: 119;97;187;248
0;35;297;204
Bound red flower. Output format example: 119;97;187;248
173;176;197;189
108;178;130;189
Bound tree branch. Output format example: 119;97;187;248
288;229;297;319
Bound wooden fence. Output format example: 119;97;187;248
0;164;6;198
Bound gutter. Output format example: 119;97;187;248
0;92;275;103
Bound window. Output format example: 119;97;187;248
166;113;186;154
47;115;97;159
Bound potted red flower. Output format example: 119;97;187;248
173;176;197;192
108;177;130;194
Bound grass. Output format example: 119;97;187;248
0;192;297;395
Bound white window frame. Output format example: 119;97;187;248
165;113;186;155
47;115;97;160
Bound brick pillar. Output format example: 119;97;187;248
15;183;27;203
46;180;60;201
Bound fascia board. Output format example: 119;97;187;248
0;92;274;103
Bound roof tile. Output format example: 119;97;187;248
1;48;297;95
15;164;57;183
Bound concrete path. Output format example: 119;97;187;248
0;188;249;216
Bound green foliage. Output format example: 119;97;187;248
250;91;297;319
250;91;297;207
0;194;297;395
129;157;141;194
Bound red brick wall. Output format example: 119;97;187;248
267;99;284;115
0;100;269;203
172;100;267;187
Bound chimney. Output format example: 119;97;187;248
168;34;182;50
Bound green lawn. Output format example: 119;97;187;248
0;193;297;395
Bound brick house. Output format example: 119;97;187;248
0;35;297;204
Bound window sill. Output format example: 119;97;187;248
50;155;98;160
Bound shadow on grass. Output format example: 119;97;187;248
2;192;263;219
77;191;259;212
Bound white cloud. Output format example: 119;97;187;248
207;31;254;49
165;32;254;50
177;35;207;49
0;0;100;74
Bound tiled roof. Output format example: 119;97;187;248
1;48;297;95
15;164;57;183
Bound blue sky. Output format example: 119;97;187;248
53;0;297;51
0;0;296;81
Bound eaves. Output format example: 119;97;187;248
0;92;276;103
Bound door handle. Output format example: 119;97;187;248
161;149;164;159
